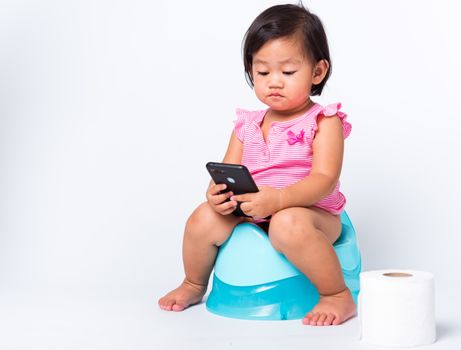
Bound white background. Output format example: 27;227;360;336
1;0;460;349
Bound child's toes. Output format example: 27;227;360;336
309;312;320;325
157;298;165;309
332;315;341;325
159;302;171;311
302;312;313;325
324;313;335;326
158;297;174;311
172;302;187;312
317;313;327;326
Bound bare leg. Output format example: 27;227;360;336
158;202;242;311
268;207;356;326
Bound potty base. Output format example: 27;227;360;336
206;274;319;320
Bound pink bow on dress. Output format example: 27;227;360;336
287;129;305;145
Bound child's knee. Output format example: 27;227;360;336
185;202;234;244
270;208;315;232
186;202;214;232
268;208;316;251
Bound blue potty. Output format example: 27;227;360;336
206;211;361;320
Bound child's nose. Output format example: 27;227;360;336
268;72;284;88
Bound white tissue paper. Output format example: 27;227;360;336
359;269;436;347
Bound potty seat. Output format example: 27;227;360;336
206;211;361;320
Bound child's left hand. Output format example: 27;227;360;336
231;186;282;219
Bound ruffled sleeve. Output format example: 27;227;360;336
311;102;351;139
233;108;250;142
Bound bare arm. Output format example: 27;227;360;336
279;115;344;208
207;131;243;187
222;131;243;164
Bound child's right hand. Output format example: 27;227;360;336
206;183;238;215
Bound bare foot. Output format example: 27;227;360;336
158;279;207;312
302;288;356;326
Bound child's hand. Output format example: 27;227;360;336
206;183;238;215
231;186;283;219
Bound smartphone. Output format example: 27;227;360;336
206;162;259;217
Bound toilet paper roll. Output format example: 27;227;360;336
359;269;436;347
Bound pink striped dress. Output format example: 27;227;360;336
233;102;351;215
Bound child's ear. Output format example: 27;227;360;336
312;59;329;85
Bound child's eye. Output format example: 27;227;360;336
283;71;297;75
257;71;269;76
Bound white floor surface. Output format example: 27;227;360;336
1;280;460;350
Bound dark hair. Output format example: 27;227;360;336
243;3;331;96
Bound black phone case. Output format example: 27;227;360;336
206;162;259;217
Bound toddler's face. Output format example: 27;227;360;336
251;37;322;113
